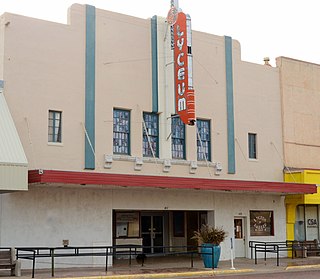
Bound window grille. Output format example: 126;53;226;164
113;109;130;154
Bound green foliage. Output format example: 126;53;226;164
192;224;228;245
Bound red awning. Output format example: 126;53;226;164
28;170;317;195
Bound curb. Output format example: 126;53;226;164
56;269;255;279
286;264;320;271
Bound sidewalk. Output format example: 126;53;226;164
1;256;320;279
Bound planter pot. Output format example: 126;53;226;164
201;243;221;268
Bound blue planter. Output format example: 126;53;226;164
201;243;221;268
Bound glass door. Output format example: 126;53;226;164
234;218;246;257
141;215;164;253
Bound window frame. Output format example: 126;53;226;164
250;210;274;236
196;119;211;161
171;115;186;160
248;133;257;159
113;109;131;155
48;110;62;143
142;112;159;158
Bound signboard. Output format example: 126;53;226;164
173;12;195;126
250;211;274;236
307;218;317;228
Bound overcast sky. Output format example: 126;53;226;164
0;0;319;66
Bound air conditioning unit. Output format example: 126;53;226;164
163;159;171;173
214;162;222;175
189;161;197;174
104;155;113;169
134;157;143;171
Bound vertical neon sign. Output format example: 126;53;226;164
173;11;195;125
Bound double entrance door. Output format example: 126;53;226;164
141;215;164;253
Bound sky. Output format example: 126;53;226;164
0;0;319;66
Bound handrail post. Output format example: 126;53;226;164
50;248;55;277
32;249;36;278
105;247;108;272
190;251;193;268
211;246;214;270
254;244;257;264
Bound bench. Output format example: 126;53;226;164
0;248;17;276
292;240;320;257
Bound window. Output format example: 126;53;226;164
248;133;257;159
250;211;274;236
48;110;62;143
115;211;140;238
173;211;185;237
142;112;159;157
171;116;185;159
113;109;130;154
196;119;211;161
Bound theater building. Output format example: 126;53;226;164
0;4;316;267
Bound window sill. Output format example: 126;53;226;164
48;142;64;147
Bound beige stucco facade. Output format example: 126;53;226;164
0;4;285;180
277;57;320;169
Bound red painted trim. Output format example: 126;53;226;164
28;170;317;194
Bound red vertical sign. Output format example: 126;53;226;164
174;12;195;125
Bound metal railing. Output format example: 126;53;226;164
16;244;215;278
249;240;296;266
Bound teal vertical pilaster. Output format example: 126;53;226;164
85;5;96;169
224;36;236;174
151;16;158;113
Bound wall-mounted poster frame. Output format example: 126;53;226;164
250;210;274;236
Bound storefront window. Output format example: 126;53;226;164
294;205;319;241
305;205;319;241
295;205;305;241
115;212;140;238
173;211;185;237
250;211;274;236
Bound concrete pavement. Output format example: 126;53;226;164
1;255;320;278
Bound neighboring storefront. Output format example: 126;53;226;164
278;57;320;244
285;170;320;241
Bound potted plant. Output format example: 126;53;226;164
192;224;227;268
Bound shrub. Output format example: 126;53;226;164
192;224;227;245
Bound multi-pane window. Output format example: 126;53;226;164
197;119;211;161
48;110;62;143
113;109;130;154
171;116;185;159
248;133;257;159
142;112;159;157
